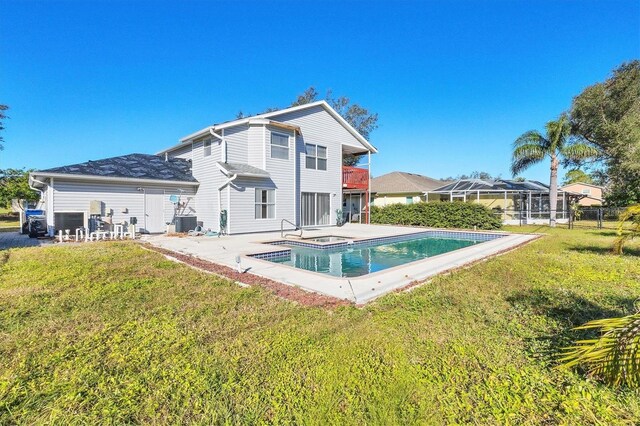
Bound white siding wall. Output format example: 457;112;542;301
187;137;222;230
50;180;196;233
225;124;249;163
268;106;346;226
169;143;193;161
227;125;296;234
247;124;264;169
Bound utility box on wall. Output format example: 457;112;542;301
89;200;104;216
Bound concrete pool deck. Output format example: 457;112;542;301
143;224;540;304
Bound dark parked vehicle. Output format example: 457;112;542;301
26;215;47;238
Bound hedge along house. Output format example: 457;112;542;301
371;171;448;207
31;101;376;235
425;179;571;224
29;154;199;234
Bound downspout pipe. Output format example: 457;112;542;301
209;127;227;163
218;174;238;232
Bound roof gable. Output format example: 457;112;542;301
166;101;376;154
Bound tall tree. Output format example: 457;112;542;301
291;87;320;107
562;169;595;186
0;169;40;209
289;87;379;166
511;114;599;227
0;104;8;151
570;60;640;205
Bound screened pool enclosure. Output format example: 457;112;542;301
426;179;571;224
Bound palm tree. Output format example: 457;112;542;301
560;306;640;387
511;114;598;227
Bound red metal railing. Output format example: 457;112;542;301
342;166;369;190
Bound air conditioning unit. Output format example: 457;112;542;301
175;216;197;233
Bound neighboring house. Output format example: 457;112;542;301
371;171;446;207
559;182;604;206
30;101;376;235
426;179;572;224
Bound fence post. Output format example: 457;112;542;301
598;208;603;229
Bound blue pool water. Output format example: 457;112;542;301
253;232;502;277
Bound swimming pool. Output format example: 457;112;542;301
251;231;504;277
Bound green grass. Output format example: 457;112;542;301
1;227;639;424
0;207;19;231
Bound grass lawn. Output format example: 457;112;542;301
0;208;19;232
1;226;639;424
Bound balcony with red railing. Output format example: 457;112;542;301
342;166;369;190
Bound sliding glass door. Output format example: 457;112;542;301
301;192;331;226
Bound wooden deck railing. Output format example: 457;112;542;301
342;166;369;190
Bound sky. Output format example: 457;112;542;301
1;0;639;182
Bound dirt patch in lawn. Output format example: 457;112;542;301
142;243;352;309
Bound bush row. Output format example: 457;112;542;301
370;202;503;230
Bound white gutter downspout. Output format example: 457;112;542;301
218;174;238;232
209;128;227;163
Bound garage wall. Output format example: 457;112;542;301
50;179;197;233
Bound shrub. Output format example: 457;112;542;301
370;202;502;230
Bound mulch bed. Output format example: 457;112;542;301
142;243;352;309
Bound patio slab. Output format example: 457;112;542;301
0;231;53;250
143;224;539;304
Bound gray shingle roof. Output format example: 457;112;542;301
371;171;448;194
431;179;553;193
37;153;197;182
217;162;270;177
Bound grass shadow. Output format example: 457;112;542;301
567;244;640;257
507;288;636;364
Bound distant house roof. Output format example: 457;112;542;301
560;182;605;190
33;153;197;184
372;171;447;194
217;162;270;178
430;179;556;193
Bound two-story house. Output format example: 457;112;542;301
29;101;376;235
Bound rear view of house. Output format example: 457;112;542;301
30;101;376;235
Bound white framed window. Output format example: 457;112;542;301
270;133;289;160
204;140;212;157
305;143;327;170
581;188;591;195
255;189;275;219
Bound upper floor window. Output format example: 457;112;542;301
204;140;212;157
581;188;591;195
305;144;327;170
255;189;275;219
271;133;289;160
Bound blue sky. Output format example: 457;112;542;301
1;0;638;182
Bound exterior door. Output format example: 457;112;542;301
144;189;165;233
301;192;330;226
